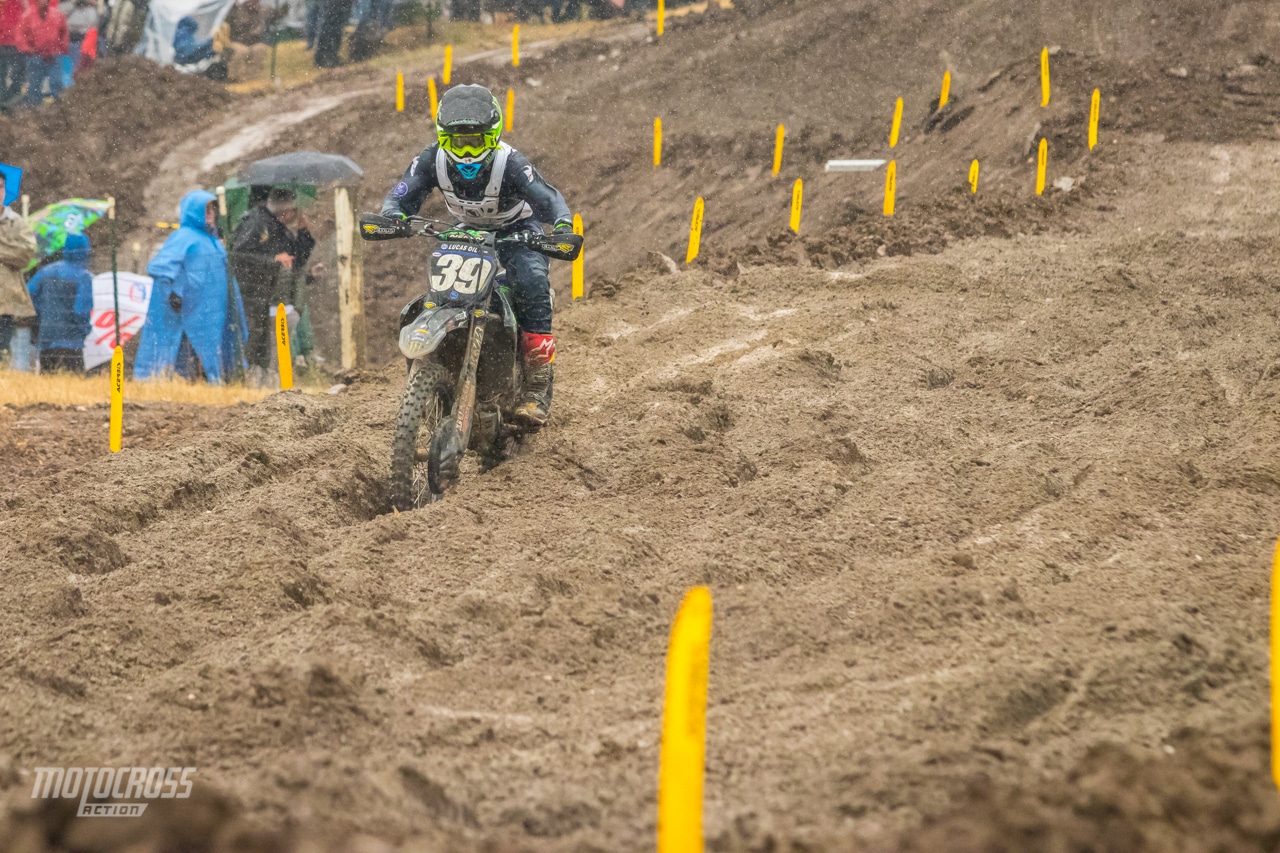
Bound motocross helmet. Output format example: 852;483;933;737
436;84;503;180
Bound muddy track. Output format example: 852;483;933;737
3;1;1280;850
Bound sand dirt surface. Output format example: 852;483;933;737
2;1;1280;850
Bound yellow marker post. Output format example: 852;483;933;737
1036;137;1047;195
654;117;663;169
889;97;903;148
1089;88;1100;150
395;72;404;112
883;160;897;216
656;586;713;853
939;70;951;108
1272;538;1280;790
512;24;520;67
428;76;439;120
656;0;664;35
969;159;980;194
686;197;704;264
1040;47;1050;107
443;45;452;84
505;88;514;132
772;123;785;178
108;345;123;452
276;303;293;390
571;214;584;299
789;178;803;234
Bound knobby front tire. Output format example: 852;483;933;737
389;362;453;511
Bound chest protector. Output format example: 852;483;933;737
435;143;531;229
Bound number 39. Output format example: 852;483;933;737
431;254;490;294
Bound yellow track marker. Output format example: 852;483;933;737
512;24;520;67
883;160;897;216
889;97;903;148
657;0;664;35
1089;88;1100;150
443;44;452;84
969;159;980;193
1040;47;1050;106
1036;137;1047;195
428;77;439;119
654;117;662;168
505;88;514;132
789;178;803;233
772;123;785;178
1272;539;1280;790
939;70;951;108
656;586;713;853
571;214;584;299
108;345;123;452
686;197;704;264
395;72;404;112
276;303;293;390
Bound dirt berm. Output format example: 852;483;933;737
2;0;1280;850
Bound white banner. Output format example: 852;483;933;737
85;272;153;371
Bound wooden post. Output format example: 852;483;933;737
334;188;365;369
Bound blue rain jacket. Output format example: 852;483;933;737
27;231;93;351
135;190;246;383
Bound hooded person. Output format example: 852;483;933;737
172;15;225;80
134;189;247;383
26;229;91;371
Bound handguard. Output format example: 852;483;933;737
359;213;411;241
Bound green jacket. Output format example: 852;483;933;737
0;210;37;319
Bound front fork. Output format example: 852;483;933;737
430;312;488;491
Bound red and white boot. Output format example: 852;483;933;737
514;332;555;427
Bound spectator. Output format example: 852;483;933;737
0;0;25;103
229;186;314;379
303;0;320;49
172;16;226;80
17;0;67;107
134;189;246;383
25;230;91;371
100;0;146;56
312;0;350;68
0;170;36;367
57;0;96;82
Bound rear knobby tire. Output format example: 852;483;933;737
389;362;452;511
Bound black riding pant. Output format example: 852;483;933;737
496;224;552;335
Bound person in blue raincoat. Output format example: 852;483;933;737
135;189;246;383
26;230;92;371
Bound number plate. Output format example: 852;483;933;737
430;250;496;297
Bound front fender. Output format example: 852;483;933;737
399;306;470;360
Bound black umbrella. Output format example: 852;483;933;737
236;152;364;190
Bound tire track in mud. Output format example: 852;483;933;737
3;143;1280;851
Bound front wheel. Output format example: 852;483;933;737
389;362;453;511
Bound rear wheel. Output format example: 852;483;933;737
389;362;453;511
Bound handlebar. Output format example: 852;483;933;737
358;213;583;261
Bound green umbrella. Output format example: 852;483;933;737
26;198;111;270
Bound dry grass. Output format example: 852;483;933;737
0;369;274;407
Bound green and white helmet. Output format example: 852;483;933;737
435;84;503;175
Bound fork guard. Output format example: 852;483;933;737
399;307;471;360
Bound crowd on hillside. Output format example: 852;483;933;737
0;0;100;107
0;163;320;385
0;0;667;103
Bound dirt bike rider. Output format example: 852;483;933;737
381;83;575;428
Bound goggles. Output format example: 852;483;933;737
438;127;501;160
